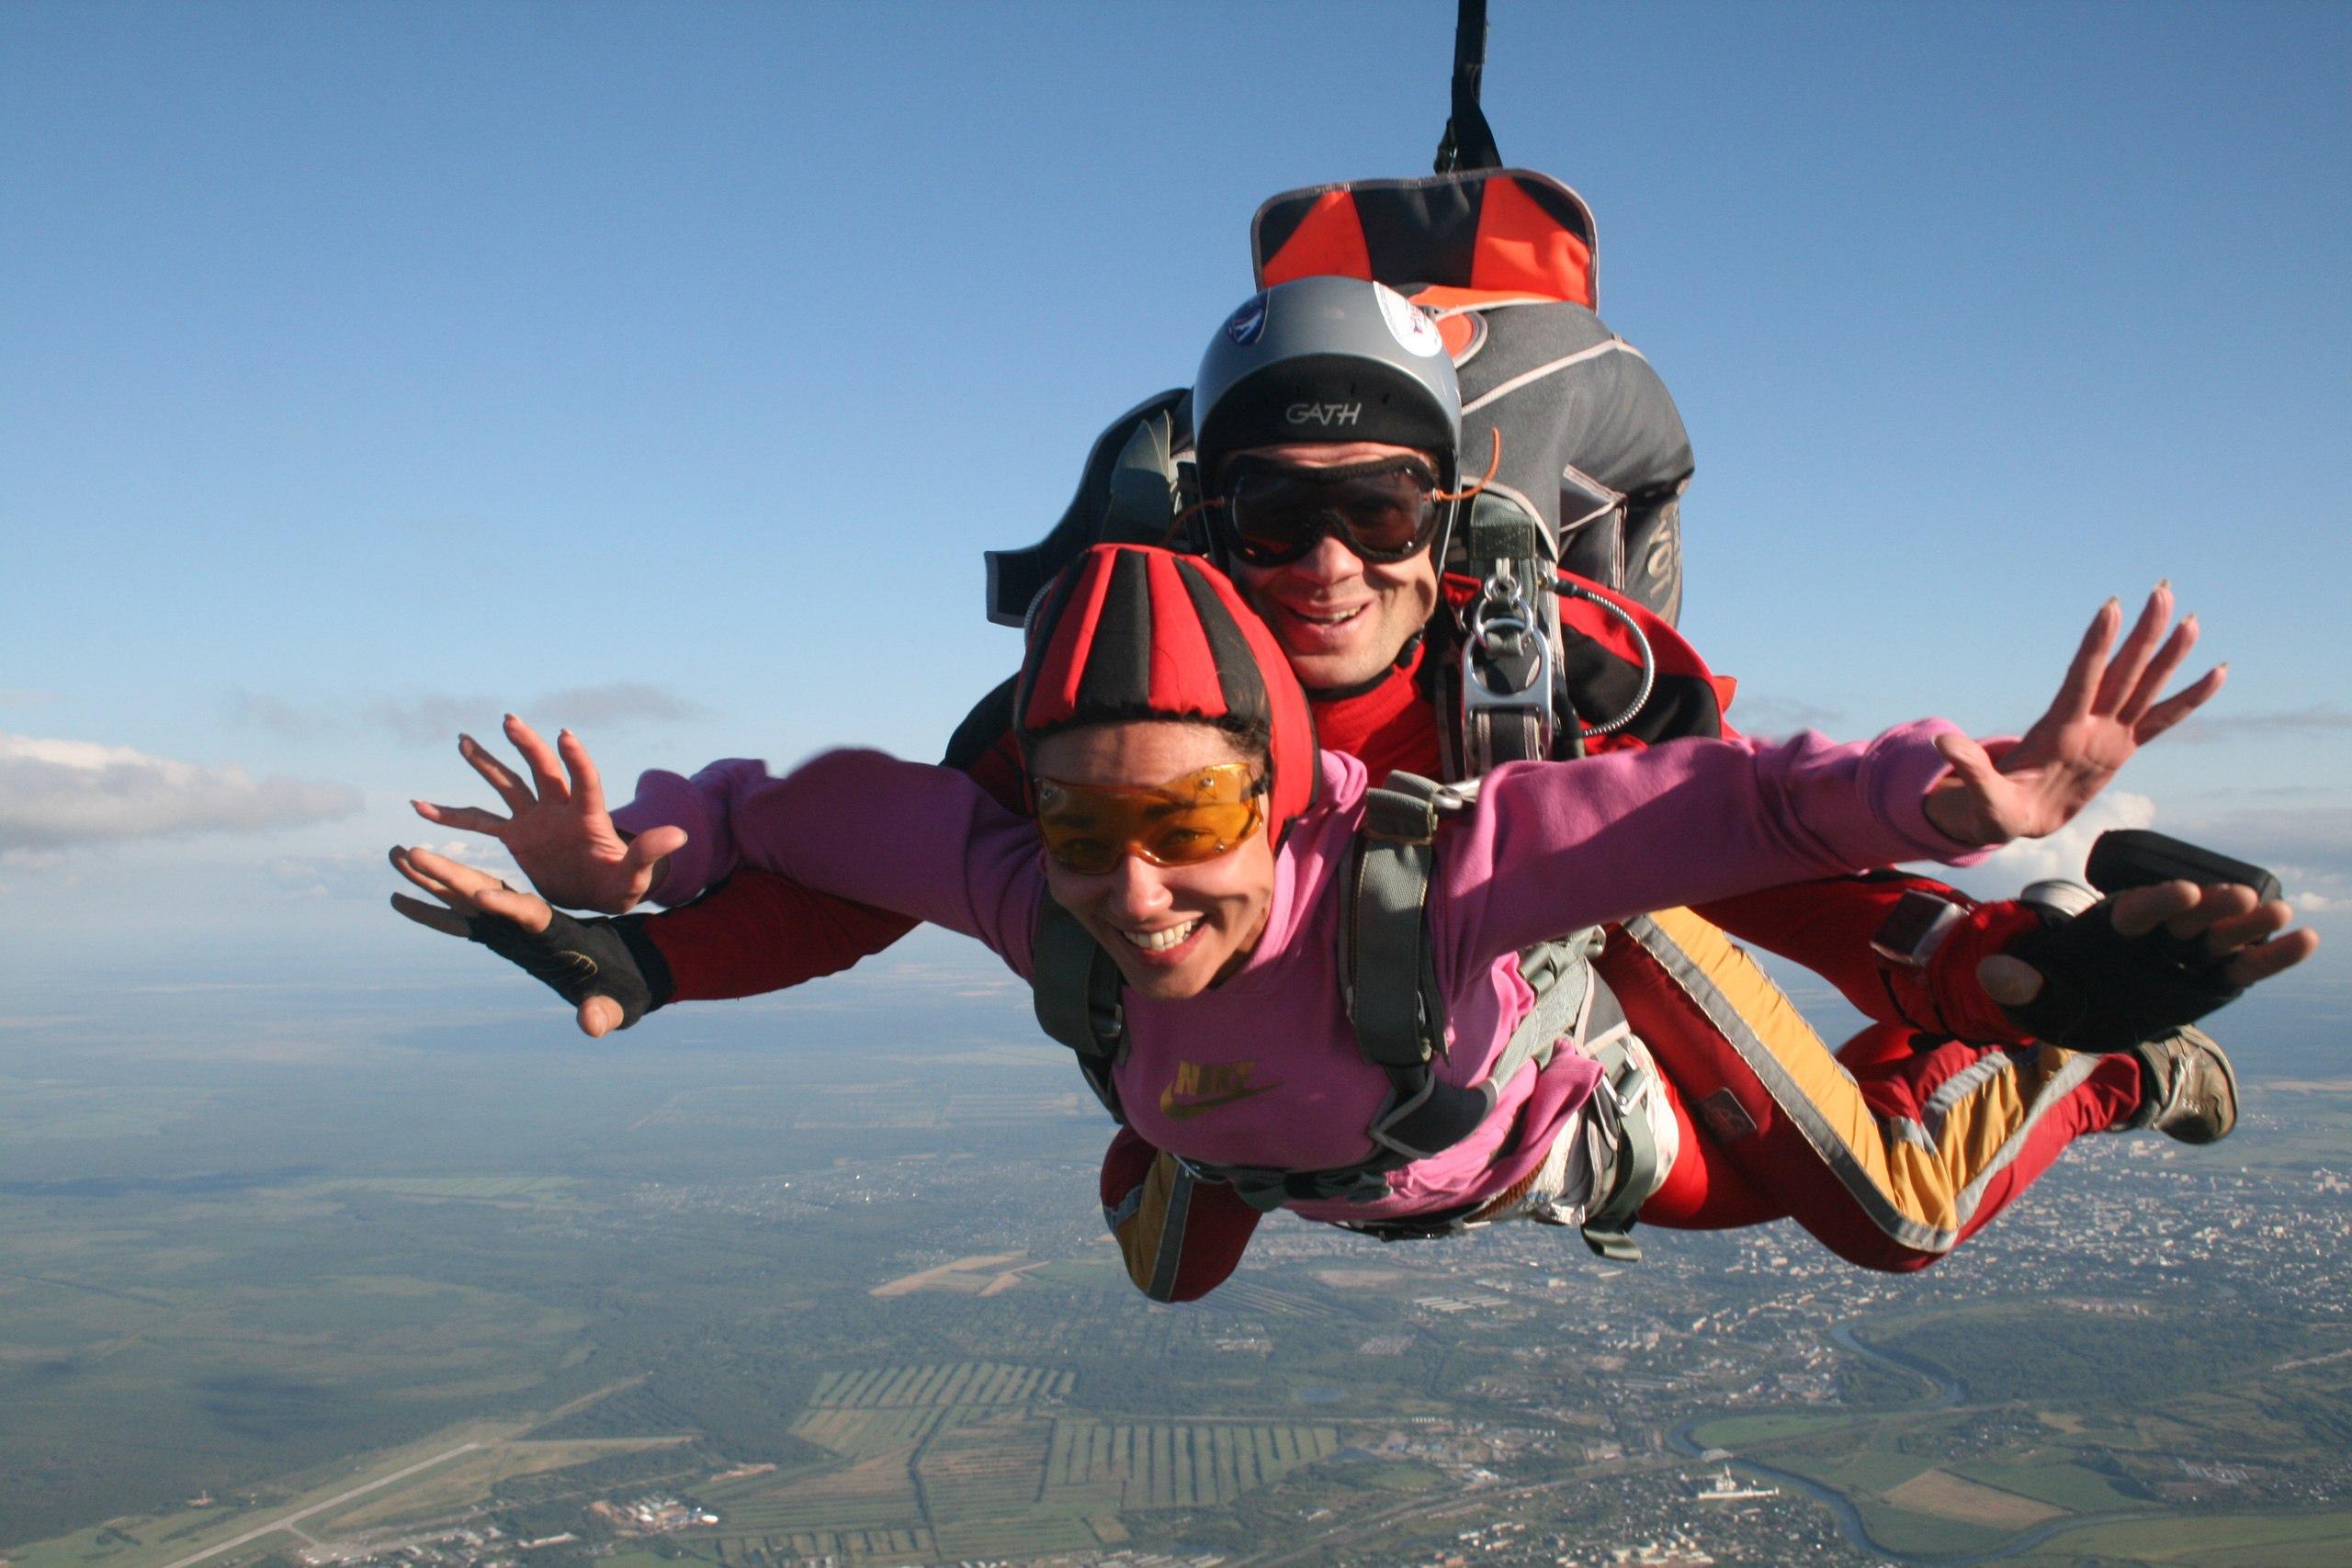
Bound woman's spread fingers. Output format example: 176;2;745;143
2132;665;2228;743
560;728;607;818
2052;599;2122;722
2107;880;2202;939
504;715;571;804
2226;927;2320;986
410;800;511;837
458;733;536;812
2118;615;2199;724
390;892;472;937
2092;585;2174;714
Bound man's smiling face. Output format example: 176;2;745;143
1223;441;1442;692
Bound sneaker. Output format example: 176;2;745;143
2131;1026;2239;1145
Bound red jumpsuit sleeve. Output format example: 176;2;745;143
639;722;1030;1004
1692;877;2044;1045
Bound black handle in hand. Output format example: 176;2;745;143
2086;829;2282;905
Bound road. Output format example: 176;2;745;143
158;1443;483;1568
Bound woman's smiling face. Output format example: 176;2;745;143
1028;720;1276;1001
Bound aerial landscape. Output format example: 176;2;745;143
4;953;2347;1567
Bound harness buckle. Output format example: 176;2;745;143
1362;774;1469;847
1460;565;1557;773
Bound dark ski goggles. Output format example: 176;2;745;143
1035;762;1268;876
1215;457;1446;569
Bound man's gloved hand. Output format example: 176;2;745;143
465;906;669;1032
1978;879;2314;1051
390;844;673;1036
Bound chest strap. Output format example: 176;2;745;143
1343;772;1490;1160
1031;898;1125;1117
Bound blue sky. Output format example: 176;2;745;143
3;1;2347;992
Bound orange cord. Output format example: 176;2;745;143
1432;429;1502;503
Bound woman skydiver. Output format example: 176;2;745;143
390;545;2311;1276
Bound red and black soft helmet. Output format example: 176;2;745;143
1015;544;1319;841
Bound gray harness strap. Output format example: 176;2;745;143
1031;898;1125;1115
1344;772;1464;1070
1574;988;1660;1262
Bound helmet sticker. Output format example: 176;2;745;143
1224;293;1269;346
1374;283;1442;358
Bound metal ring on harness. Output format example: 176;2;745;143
1558;580;1657;738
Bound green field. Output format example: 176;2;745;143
808;1362;1072;1409
2028;1508;2352;1565
1046;1419;1340;1508
1952;1457;2149;1513
1686;1410;1854;1448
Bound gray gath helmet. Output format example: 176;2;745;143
1192;275;1464;497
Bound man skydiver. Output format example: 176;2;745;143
411;277;2291;1299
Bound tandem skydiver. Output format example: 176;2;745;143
395;279;2314;1302
393;540;2312;1290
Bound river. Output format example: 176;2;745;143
1667;1323;2143;1565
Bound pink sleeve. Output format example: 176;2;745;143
1433;721;1984;974
616;751;1043;977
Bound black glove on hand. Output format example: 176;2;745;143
466;908;673;1030
2000;899;2243;1052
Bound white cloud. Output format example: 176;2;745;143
0;732;362;853
1725;693;1846;736
1938;790;2158;898
368;694;492;747
226;682;707;746
537;682;707;728
220;691;336;740
271;839;515;901
2174;703;2352;743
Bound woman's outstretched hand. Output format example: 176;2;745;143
410;714;686;914
1925;585;2222;847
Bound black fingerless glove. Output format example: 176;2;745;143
467;908;675;1030
2000;899;2243;1052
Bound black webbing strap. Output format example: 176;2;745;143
1032;899;1114;1056
1345;773;1457;1071
1031;900;1125;1115
1344;772;1510;1165
1434;0;1502;173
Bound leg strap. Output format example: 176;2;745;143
1580;1010;1668;1262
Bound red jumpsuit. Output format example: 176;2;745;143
620;581;2143;1299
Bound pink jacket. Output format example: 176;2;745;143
622;724;1980;1223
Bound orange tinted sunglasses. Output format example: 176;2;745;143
1034;762;1268;876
